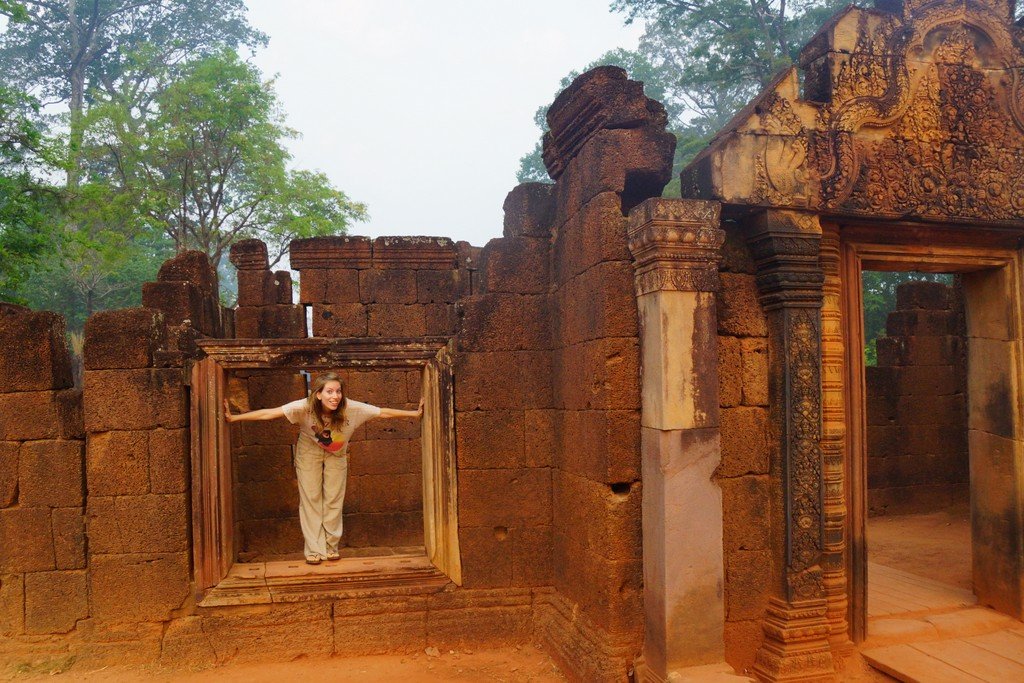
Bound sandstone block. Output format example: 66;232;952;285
456;410;526;469
426;605;532;649
724;619;764;674
512;525;553;587
458;294;548;352
0;441;17;508
343;510;422;547
291;236;373;270
416;269;461;304
865;366;900;398
458;525;513;589
238;416;299;445
359;268;417;304
866;391;898;426
234;304;306;338
86;494;189;554
719;407;770;477
718;273;768;337
348;439;420;476
740;337;769;406
555;409;640;482
0;389;82;441
83;368;187;431
553;469;641;562
367;304;426;337
20;440;83;508
52;507;85;570
479;237;549;295
311;303;366;337
551;192;630;285
454;350;553;411
503;182;554;238
372;236;458;270
84;308;166;370
552;338;639;411
553;261;636;346
0;307;72;390
246;372;307;409
141;280;203;328
524;410;557;468
570;126;676;216
157;250;217;297
236;270;290;307
725;550;771;621
0;573;24;636
720;475;770;552
896;394;966;426
886;309;954;337
424;302;457;335
458;468;551;527
149;428;189;495
345;473;421;514
333;610;426;656
719;227;757;274
866;425;900;459
298;268;360;304
0;507;54;572
228;238;268;271
89;552;190;623
341;368;409;406
718;336;742;408
896;281;949;311
877;335;962;367
87;431;149;496
235;479;297;521
234;444;295;482
24;570;87;634
237;517;302;557
898;365;960;396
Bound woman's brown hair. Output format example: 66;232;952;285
306;372;346;432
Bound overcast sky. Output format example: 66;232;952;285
244;1;643;247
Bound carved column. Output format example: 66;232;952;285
748;210;835;682
819;226;849;647
628;198;728;681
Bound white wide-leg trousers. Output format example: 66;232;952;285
294;440;349;559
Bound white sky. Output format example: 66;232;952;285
244;1;643;247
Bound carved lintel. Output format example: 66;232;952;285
628;198;725;295
753;598;834;682
748;210;824;310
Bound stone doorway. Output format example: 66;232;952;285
840;229;1024;643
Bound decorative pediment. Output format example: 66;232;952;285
681;0;1024;225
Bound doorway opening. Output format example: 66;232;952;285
861;272;974;623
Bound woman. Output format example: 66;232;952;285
224;372;422;564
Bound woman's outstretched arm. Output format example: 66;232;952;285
377;398;424;420
223;400;287;423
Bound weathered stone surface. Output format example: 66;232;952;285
235;444;297;482
291;235;373;270
0;507;54;572
524;410;557;469
0;306;72;390
717;273;767;337
456;410;525;469
228;238;269;271
719;227;756;274
344;510;422;547
234;304;306;338
415;269;461;304
366;304;426;337
424;302;457;335
24;570;87;634
333;609;427;656
236;270;287;307
157;250;218;297
720;475;770;552
554;261;636;346
149;428;189;494
552;338;639;411
141;281;204;328
87;494;189;554
459;525;513;589
551;192;631;285
0;389;82;441
87;431;149;496
725;550;771;621
84;308;166;370
503;182;554;238
479;237;549;295
372;236;458;270
298;268;360;304
89;552;189;623
885;309;954;337
19;440;83;508
359;268;417;304
83;368;187;431
719;408;770;477
899;364;961;396
454;351;553;411
458;468;551;527
311;303;366;337
512;525;553;587
740;337;769;406
556;409;641;483
0;441;17;508
554;469;641;562
458;294;548;352
718;336;742;408
235;479;297;520
426;605;533;649
346;473;421;514
876;335;962;367
52;507;85;570
896;281;949;310
0;573;24;636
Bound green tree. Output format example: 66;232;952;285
0;0;267;187
84;50;367;270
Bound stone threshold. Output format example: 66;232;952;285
199;551;451;606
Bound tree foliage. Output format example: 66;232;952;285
83;50;367;269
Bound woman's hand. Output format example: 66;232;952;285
223;399;235;423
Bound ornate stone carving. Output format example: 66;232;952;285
753;598;834;682
628;198;725;295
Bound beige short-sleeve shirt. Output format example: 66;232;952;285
281;398;381;455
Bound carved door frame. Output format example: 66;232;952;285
837;222;1024;641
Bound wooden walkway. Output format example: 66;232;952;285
868;561;976;617
863;562;1024;681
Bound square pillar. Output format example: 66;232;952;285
628;199;729;680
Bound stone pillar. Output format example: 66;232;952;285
819;227;849;647
628;198;727;679
747;210;834;682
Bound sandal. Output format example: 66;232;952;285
305;555;322;565
326;550;340;561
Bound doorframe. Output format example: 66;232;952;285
836;223;1024;642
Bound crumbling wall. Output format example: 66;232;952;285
866;280;969;515
0;305;85;642
715;226;772;673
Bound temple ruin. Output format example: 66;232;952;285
4;0;1024;680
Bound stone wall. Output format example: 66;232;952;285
866;281;969;516
715;226;772;673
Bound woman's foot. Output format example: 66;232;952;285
325;550;340;561
305;555;322;565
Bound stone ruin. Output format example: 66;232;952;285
4;0;1024;681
